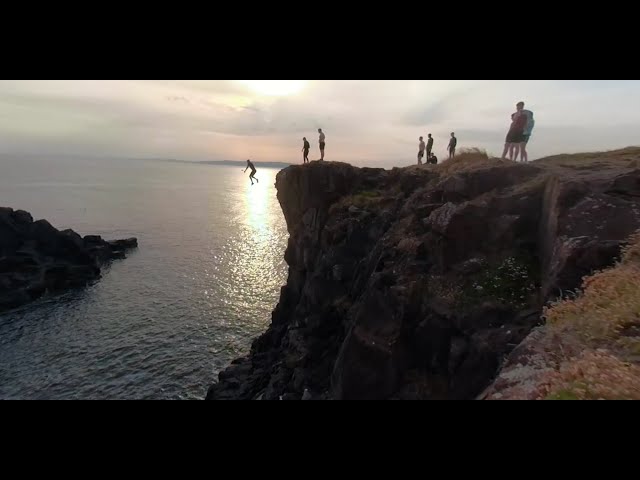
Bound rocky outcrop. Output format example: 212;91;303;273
207;150;640;400
0;207;137;313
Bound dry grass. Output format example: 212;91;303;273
544;232;640;355
330;189;383;213
542;351;640;400
434;148;506;176
621;231;640;266
535;146;640;169
537;231;640;399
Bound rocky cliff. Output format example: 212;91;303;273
0;207;137;313
206;148;640;400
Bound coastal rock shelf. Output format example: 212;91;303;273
0;207;137;313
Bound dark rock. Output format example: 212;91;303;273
415;203;444;219
108;238;138;250
0;207;138;313
0;255;39;274
12;210;34;225
607;169;640;197
206;152;640;400
61;229;84;249
0;288;31;312
83;235;103;243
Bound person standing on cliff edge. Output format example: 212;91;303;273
302;137;310;164
418;136;426;164
244;159;259;185
448;132;457;159
426;133;434;159
520;106;535;162
318;128;326;161
501;102;528;162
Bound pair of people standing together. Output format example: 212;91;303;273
502;101;535;162
302;129;326;163
418;134;434;164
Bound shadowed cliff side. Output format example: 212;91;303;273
207;148;640;400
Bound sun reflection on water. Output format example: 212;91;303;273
228;168;286;319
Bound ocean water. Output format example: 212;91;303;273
0;155;288;399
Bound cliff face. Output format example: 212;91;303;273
207;149;640;400
0;207;137;313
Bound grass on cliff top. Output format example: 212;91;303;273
434;148;508;176
431;146;640;176
535;146;640;169
539;231;640;400
330;188;384;213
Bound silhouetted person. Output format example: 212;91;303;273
302;137;310;163
502;102;527;161
520;106;535;162
428;153;438;165
418;136;426;164
244;159;259;185
426;133;434;159
448;132;457;159
318;128;326;160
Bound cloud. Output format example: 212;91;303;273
0;80;639;166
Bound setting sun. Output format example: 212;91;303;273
238;80;307;97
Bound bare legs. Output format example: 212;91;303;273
520;142;528;162
502;143;521;161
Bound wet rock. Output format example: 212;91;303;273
0;207;137;313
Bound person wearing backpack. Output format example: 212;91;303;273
502;101;527;161
520;107;535;162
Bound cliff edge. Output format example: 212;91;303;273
207;148;640;400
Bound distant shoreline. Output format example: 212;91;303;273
155;158;293;169
0;154;293;170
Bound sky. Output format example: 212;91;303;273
0;80;638;167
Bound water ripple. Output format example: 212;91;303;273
0;158;288;399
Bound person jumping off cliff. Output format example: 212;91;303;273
244;159;259;185
302;137;310;163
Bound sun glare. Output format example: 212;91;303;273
238;80;307;97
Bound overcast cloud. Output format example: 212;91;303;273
1;80;638;167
